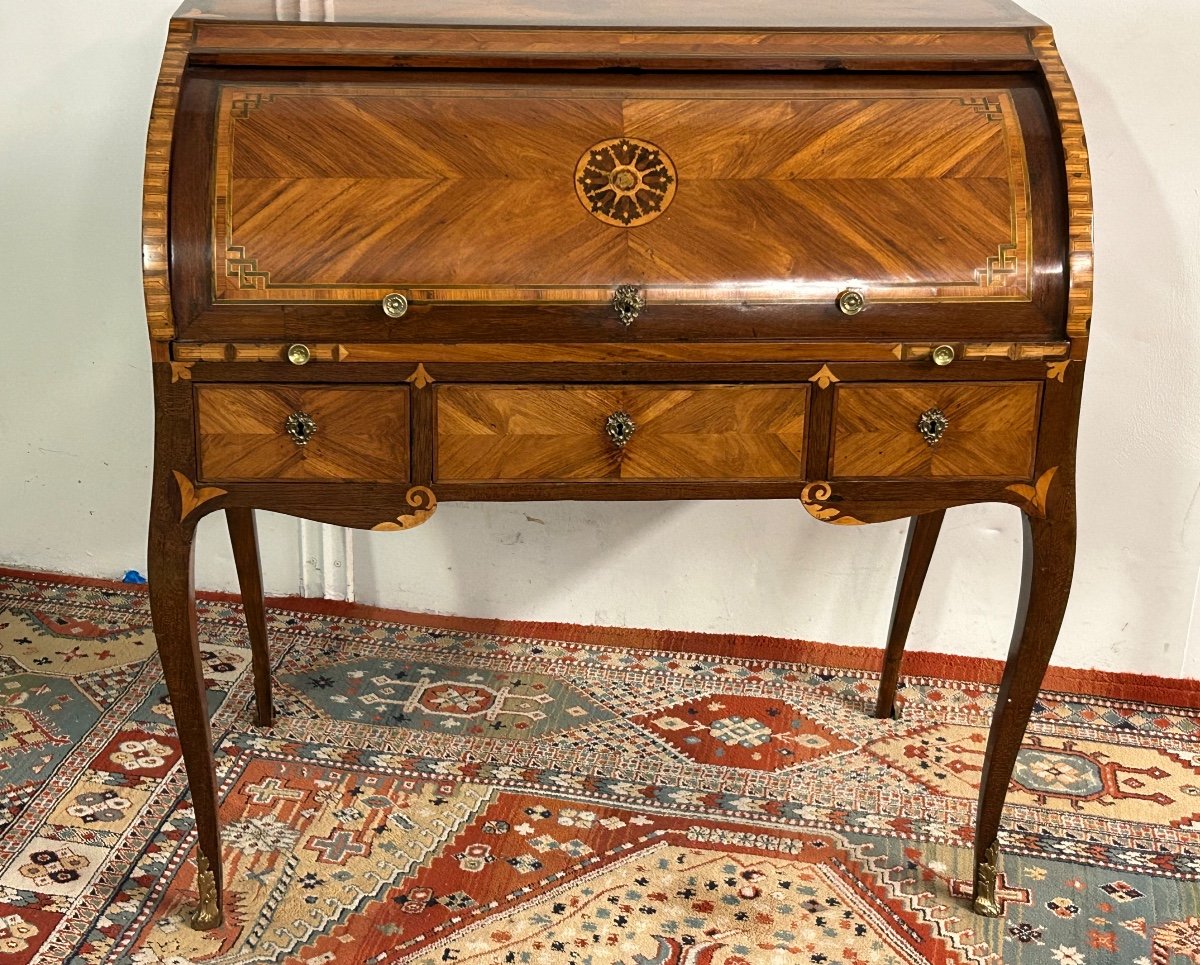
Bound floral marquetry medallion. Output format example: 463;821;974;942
575;137;677;227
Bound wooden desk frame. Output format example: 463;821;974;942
142;5;1091;930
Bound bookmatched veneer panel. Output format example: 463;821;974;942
831;381;1040;479
196;385;409;481
436;384;808;482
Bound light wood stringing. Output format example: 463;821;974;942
196;385;410;481
172;341;1071;365
436;384;808;482
831;381;1040;479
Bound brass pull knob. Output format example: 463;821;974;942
286;343;311;366
605;411;636;448
932;344;956;366
836;288;866;316
917;408;949;447
382;292;409;319
612;285;644;327
285;411;317;446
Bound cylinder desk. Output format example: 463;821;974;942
142;0;1091;930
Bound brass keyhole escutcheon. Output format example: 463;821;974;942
612;285;645;327
382;292;409;319
916;408;949;447
836;288;866;316
605;411;636;448
932;344;956;366
286;343;311;366
285;411;317;446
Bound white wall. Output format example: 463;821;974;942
2;0;1198;678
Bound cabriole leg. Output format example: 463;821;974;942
226;507;273;727
148;497;224;930
972;496;1075;916
875;509;945;719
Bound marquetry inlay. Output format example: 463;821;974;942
145;2;1092;936
1045;360;1072;383
830;382;1040;480
809;365;840;390
801;482;865;526
142;19;192;342
196;386;410;482
574;137;676;227
371;486;438;531
1033;29;1093;350
229;92;274;118
405;363;435;389
225;245;270;291
436;384;808;483
1006;467;1059;518
172;471;226;522
211;84;1033;308
172;341;1070;366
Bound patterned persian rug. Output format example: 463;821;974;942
0;570;1198;965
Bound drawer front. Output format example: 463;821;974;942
196;385;409;481
437;384;808;483
831;382;1040;479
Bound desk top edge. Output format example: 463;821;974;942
171;0;1047;31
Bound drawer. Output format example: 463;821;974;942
196;385;409;482
436;384;808;483
831;382;1040;479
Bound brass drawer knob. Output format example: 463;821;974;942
604;410;636;448
382;292;409;319
284;411;317;446
836;288;866;316
612;285;644;327
932;344;956;366
286;343;311;366
917;408;949;446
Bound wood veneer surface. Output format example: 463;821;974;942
144;0;1092;927
831;381;1040;479
196;385;409;481
212;76;1034;312
436;384;808;482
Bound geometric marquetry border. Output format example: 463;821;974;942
1034;28;1094;353
142;20;192;342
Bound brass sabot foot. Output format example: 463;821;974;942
972;838;1002;918
190;850;223;930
